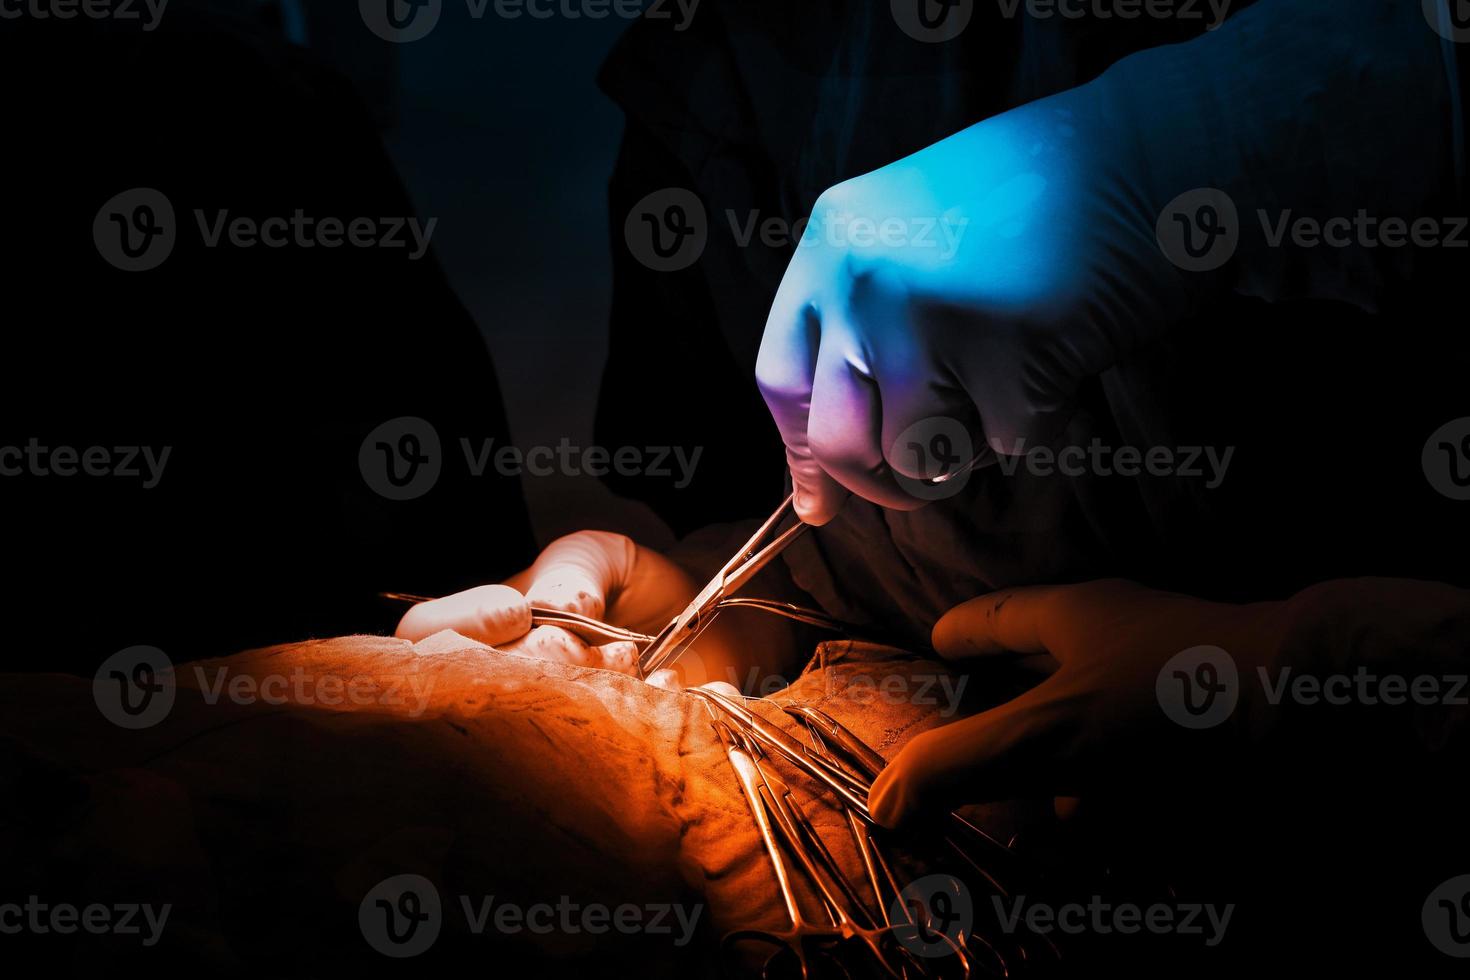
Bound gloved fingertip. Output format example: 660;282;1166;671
509;625;595;668
396;584;532;647
471;584;534;646
867;775;905;831
595;640;639;676
697;680;743;700
792;484;840;526
645;668;682;692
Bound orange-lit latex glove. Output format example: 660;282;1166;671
868;578;1470;828
394;532;697;676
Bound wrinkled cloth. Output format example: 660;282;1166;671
0;634;1021;976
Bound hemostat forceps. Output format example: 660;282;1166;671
691;687;872;817
639;492;809;676
709;708;969;980
784;705;1020;899
380;592;656;647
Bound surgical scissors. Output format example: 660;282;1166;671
639;492;809;676
381;499;872;678
383;588;864;663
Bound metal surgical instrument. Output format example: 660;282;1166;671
638;492;809;676
380;592;657;647
711;713;847;980
382;514;877;677
689;687;872;817
782;704;1019;898
708;707;969;979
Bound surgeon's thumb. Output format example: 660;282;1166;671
785;446;847;525
868;683;1071;829
755;320;848;525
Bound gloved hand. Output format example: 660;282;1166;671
392;525;807;686
867;577;1470;829
395;531;696;676
758;0;1458;524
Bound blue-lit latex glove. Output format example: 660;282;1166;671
758;0;1459;525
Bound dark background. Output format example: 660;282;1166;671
0;0;680;668
4;0;1469;669
2;4;1469;978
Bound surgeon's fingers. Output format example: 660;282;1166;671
869;681;1077;827
932;587;1069;661
497;625;595;667
756;273;847;525
499;628;641;676
805;317;929;512
934;580;1158;664
645;669;682;692
875;375;983;492
954;330;1075;458
842;266;986;491
525;573;606;620
394;584;533;647
596;641;640;676
512;531;637;620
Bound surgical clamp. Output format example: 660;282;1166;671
709;709;969;979
639;492;809;676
